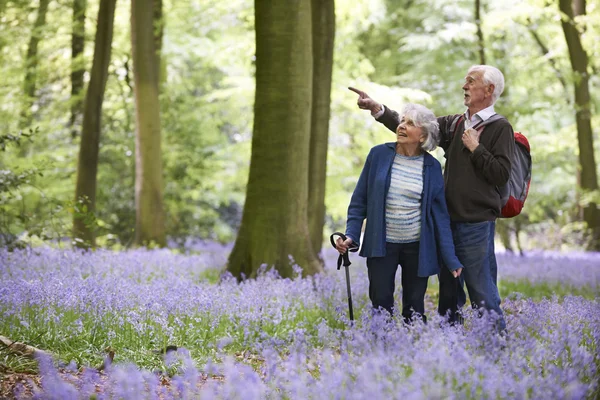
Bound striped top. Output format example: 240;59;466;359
385;153;424;243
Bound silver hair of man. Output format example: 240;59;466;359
468;65;505;104
402;103;439;152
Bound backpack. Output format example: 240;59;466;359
448;114;531;218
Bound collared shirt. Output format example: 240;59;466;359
465;105;496;128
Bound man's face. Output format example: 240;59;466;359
462;71;494;111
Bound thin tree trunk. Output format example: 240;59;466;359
559;0;600;249
475;0;485;65
515;218;524;256
227;0;321;279
132;0;166;247
20;0;50;129
525;22;570;101
573;0;585;15
72;0;117;248
496;220;513;253
70;0;86;139
308;0;335;257
0;2;9;57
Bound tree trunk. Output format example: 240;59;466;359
308;0;335;256
72;0;117;248
559;0;600;249
573;0;585;15
153;0;166;87
70;0;86;139
475;0;485;65
131;0;166;247
496;219;513;253
525;23;570;101
515;218;524;256
20;0;50;129
227;0;321;279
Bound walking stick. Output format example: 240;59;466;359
449;274;464;325
330;232;359;321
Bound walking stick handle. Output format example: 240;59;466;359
329;232;358;270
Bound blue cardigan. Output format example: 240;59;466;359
345;143;463;277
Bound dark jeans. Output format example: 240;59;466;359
366;241;428;323
438;221;506;331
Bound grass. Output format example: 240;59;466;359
2;277;596;377
498;281;598;301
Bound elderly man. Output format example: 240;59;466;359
350;65;514;332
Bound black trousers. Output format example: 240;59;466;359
366;241;428;322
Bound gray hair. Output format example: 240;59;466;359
468;65;505;104
402;103;439;152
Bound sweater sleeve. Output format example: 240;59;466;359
375;105;401;134
431;182;463;272
345;150;372;247
470;122;515;186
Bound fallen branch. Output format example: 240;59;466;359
0;335;53;359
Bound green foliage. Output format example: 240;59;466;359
0;128;70;249
500;281;598;301
1;274;593;375
0;0;598;250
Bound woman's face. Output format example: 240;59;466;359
396;115;424;146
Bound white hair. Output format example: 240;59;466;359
402;103;439;152
468;65;505;104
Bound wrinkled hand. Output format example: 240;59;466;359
335;237;354;255
462;128;481;152
451;268;463;278
348;87;381;114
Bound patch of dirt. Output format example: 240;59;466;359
0;371;40;399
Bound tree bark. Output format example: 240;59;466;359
227;0;321;279
153;0;166;88
72;0;117;248
559;0;600;249
308;0;335;256
573;0;585;16
70;0;86;139
475;0;485;65
20;0;50;129
132;0;166;247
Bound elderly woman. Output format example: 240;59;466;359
336;103;463;323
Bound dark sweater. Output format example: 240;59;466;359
377;107;515;222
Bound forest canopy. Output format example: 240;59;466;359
1;0;598;256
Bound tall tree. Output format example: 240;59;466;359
525;23;570;100
559;0;600;249
153;0;166;87
72;0;117;247
227;0;321;279
70;0;86;139
308;0;335;256
475;0;485;64
131;0;166;247
20;0;50;129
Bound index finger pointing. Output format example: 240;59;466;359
348;87;365;97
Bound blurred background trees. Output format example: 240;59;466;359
0;0;598;261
